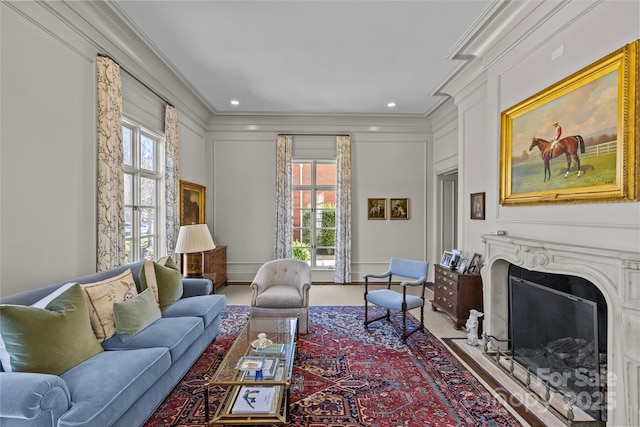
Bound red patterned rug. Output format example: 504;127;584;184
144;306;521;426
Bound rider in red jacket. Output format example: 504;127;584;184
550;121;562;156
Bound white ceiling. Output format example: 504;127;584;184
115;0;491;116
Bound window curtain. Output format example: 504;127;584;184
164;104;180;258
274;134;293;259
334;135;352;283
96;56;125;271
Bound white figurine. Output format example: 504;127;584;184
465;309;484;346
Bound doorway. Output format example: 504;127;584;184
437;171;458;257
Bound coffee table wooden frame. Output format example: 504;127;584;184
205;316;298;425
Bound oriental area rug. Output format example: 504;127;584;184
144;306;521;427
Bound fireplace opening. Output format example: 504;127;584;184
508;264;607;421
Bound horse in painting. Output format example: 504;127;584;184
528;135;585;182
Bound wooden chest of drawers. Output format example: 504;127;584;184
204;245;227;289
430;263;483;329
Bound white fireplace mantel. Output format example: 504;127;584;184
481;234;640;427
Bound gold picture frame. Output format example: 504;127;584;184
390;198;409;220
500;39;638;206
367;198;386;220
179;180;206;225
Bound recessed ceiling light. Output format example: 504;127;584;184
387;102;396;108
230;100;240;106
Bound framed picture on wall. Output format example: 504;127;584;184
390;198;409;220
180;180;206;226
470;192;485;220
367;198;386;220
499;40;639;206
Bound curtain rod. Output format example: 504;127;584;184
98;54;174;108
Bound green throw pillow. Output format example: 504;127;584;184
139;256;183;311
0;283;103;375
113;288;161;341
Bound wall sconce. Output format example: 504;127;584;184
174;224;216;278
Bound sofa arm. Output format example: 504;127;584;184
182;278;213;297
0;372;70;422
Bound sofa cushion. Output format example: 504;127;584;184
162;294;227;328
139;257;183;311
256;285;304;308
58;347;170;427
101;317;203;363
0;283;103;375
113;288;162;342
0;282;77;372
81;269;138;342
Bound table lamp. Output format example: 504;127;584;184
174;224;216;278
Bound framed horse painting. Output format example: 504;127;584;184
499;40;639;205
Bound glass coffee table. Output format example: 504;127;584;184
205;316;298;425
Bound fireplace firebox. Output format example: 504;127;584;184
508;264;607;420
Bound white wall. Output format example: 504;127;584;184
209;115;430;283
0;1;212;296
433;0;640;258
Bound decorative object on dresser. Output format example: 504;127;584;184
174;224;216;278
467;253;482;274
431;263;483;330
440;250;453;268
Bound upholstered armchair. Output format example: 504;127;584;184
250;259;312;334
363;257;429;342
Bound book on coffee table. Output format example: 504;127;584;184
244;357;278;380
231;386;276;414
253;343;285;356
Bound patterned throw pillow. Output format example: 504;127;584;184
81;269;138;342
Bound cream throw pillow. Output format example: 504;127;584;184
81;269;138;342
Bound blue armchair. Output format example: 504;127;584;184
363;257;429;342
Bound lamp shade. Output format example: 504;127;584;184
174;224;216;254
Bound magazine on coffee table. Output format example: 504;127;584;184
231;386;276;414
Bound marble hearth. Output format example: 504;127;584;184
480;234;640;427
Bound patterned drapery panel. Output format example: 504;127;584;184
335;135;352;283
96;56;125;271
274;134;293;259
165;104;180;258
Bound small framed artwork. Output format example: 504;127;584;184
440;251;453;268
456;258;468;274
367;198;387;220
390;198;409;220
450;249;462;270
470;192;485;220
467;253;482;274
180;180;206;226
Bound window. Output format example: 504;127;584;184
122;118;164;262
292;161;336;268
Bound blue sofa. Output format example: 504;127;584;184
0;261;227;427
